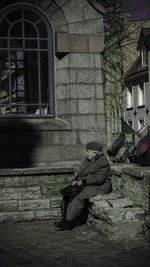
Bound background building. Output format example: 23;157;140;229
124;28;150;132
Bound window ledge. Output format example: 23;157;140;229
126;107;133;111
0;166;75;177
0;117;72;131
137;105;145;109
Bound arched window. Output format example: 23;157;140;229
0;4;55;117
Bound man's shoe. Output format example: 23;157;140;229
56;220;75;231
54;219;66;228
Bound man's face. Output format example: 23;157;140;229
86;150;97;160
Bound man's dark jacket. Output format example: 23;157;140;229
77;155;111;193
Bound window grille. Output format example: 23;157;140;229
0;4;55;117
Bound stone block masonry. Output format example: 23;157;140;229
111;165;150;212
0;0;106;169
88;193;146;240
51;0;106;167
88;165;150;240
0;167;75;223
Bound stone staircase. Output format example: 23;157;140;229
0;167;74;223
88;193;147;240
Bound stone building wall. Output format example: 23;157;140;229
0;167;74;222
111;165;150;212
0;0;106;168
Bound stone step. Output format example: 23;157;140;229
88;193;146;240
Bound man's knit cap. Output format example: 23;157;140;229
86;141;103;153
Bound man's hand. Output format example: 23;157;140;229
72;180;77;186
72;180;82;186
77;180;82;186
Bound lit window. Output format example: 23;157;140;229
138;83;145;106
0;4;55;117
126;86;133;108
141;50;148;67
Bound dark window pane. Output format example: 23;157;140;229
25;39;37;49
16;51;24;69
6;10;21;23
37;20;47;38
0;19;10;37
40;40;48;49
24;10;39;24
10;51;17;70
0;51;9;103
41;51;48;103
34;105;49;115
24;22;37;38
0;39;8;48
24;51;39;113
0;105;10;115
10;39;22;49
0;81;9;104
10;22;22;37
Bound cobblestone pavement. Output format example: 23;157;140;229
0;219;150;267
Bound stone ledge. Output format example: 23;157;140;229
0;117;72;132
122;167;150;180
111;164;150;183
110;164;136;176
0;164;78;177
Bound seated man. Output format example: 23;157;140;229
56;141;112;230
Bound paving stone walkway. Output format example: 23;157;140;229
0;219;150;267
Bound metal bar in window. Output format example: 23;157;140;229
0;37;48;40
8;36;12;115
48;33;55;116
15;55;19;114
22;10;25;49
34;19;42;26
0;103;50;106
0;49;2;107
0;113;54;118
37;48;42;113
36;25;42;114
7;18;22;28
0;48;48;51
7;22;12;115
4;17;11;25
